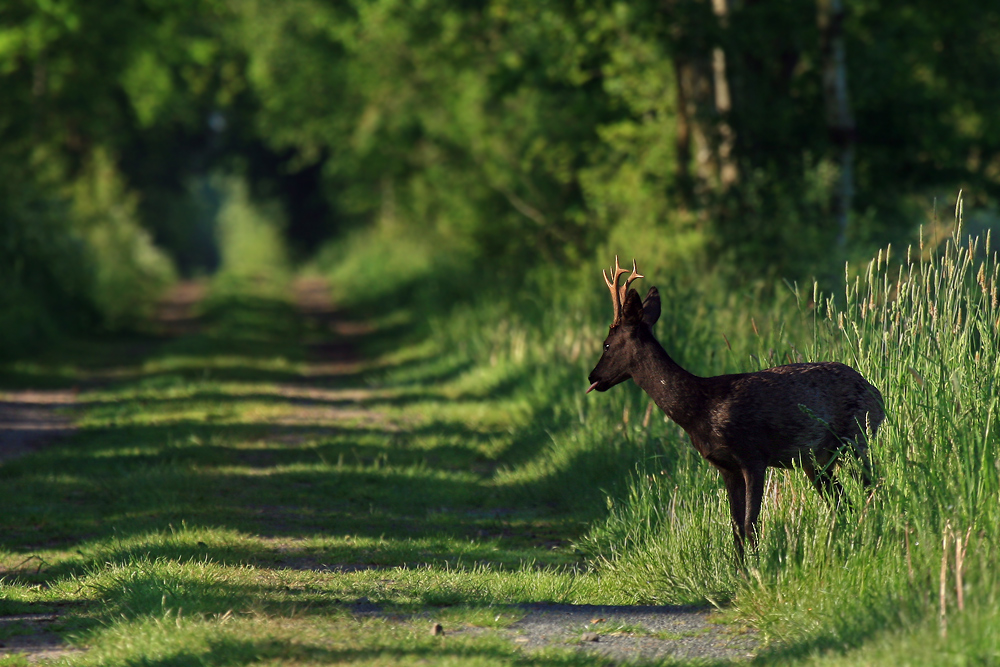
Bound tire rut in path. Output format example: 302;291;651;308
0;280;208;664
254;277;395;444
0;390;76;464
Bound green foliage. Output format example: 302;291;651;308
69;150;176;328
0;150;174;356
0;0;231;352
0;186;92;353
5;0;1000;349
223;0;1000;280
312;218;465;311
213;176;290;283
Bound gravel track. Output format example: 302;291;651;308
502;603;758;663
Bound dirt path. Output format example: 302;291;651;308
0;277;760;664
502;603;757;662
0;282;206;664
0;281;208;465
285;278;761;663
152;280;207;337
0;390;76;464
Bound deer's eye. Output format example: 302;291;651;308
604;343;610;351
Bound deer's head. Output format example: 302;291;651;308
587;257;661;393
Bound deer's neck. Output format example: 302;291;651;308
630;339;706;431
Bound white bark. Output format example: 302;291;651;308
711;0;738;188
819;0;855;248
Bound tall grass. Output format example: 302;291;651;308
583;210;1000;658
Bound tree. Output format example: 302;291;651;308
818;0;856;251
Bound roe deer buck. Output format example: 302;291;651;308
587;258;884;558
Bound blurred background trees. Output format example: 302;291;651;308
3;0;1000;351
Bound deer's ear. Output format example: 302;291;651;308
622;289;645;325
642;287;661;328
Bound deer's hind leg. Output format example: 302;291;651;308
851;430;877;491
741;462;767;552
839;421;877;491
803;447;847;510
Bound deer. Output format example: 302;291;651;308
587;258;885;559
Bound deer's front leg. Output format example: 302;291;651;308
719;467;747;559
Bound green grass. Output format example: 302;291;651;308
0;273;632;666
4;216;1000;664
312;215;1000;662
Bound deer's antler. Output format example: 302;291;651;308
603;256;643;324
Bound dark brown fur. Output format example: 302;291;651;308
588;285;884;558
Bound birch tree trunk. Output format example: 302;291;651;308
674;57;717;192
711;0;738;189
818;0;855;249
672;57;695;209
667;0;738;199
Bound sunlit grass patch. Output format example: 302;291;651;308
139;354;304;375
4;524;603;664
71;611;552;667
327;564;601;608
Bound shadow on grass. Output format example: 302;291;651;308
0;406;587;569
0;280;730;662
0;408;663;574
69;362;527;410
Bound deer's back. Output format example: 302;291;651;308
698;362;884;467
